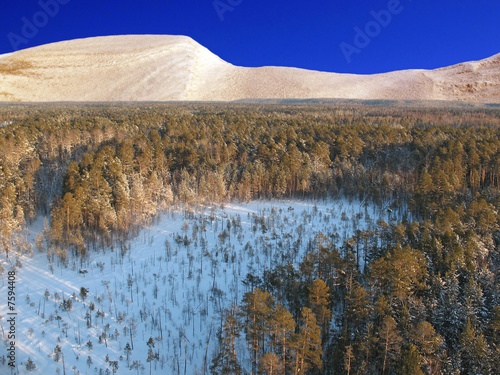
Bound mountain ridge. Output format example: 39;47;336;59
0;35;499;103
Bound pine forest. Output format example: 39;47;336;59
0;101;499;375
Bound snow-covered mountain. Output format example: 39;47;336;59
0;35;499;103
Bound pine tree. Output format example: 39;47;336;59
260;352;283;375
378;315;402;375
308;278;332;342
344;282;371;338
292;307;322;375
459;319;490;374
80;286;88;301
0;184;19;258
109;360;119;374
370;244;427;303
400;344;424;375
269;303;295;374
489;306;500;371
124;342;132;367
410;321;443;375
433;271;464;349
210;307;242;375
25;357;36;371
53;345;66;375
414;170;435;216
241;288;275;374
147;348;158;375
463;278;486;324
146;336;158;375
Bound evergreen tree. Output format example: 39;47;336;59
269;303;296;374
377;315;402;375
400;344;424;375
489;306;500;371
124;342;132;367
433;271;464;350
292;307;322;375
241;288;275;374
25;357;36;371
459;319;490;374
211;307;242;375
410;321;443;375
308;278;332;342
260;352;283;375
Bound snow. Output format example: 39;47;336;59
0;198;396;374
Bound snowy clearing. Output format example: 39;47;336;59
0;198;395;374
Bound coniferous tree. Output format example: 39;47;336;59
241;288;275;374
211;307;242;375
400;344;424;375
292;307;322;375
260;352;283;375
459;319;491;375
410;321;444;375
269;303;295;375
377;315;402;375
308;278;332;342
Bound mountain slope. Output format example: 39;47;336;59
0;35;499;102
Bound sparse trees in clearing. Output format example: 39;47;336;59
128;317;138;350
25;357;36;371
147;347;158;375
124;342;132;367
53;345;62;362
130;360;144;375
109;360;119;374
80;286;88;301
53;345;66;375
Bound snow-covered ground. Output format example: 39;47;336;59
0;198;396;374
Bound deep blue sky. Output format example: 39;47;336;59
1;0;499;74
